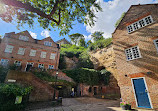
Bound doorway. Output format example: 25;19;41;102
132;78;152;108
25;62;34;72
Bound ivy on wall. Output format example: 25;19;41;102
63;68;111;86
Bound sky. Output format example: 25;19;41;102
0;0;158;42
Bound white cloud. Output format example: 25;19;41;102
86;0;157;38
29;31;37;39
41;29;50;38
83;34;92;41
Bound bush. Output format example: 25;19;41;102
63;68;111;86
88;38;112;51
32;70;74;86
0;65;9;83
0;84;32;111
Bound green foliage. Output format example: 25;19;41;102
32;70;74;86
76;50;94;69
88;38;112;51
0;83;31;111
0;84;32;96
60;44;86;58
0;66;9;83
1;0;102;35
115;12;126;28
63;68;111;86
58;54;66;70
91;31;104;42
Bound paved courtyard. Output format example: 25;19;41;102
29;97;155;111
29;97;121;111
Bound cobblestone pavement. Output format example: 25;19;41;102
30;97;155;111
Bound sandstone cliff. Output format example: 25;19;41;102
89;45;119;88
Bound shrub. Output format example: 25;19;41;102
0;65;9;83
0;84;32;111
88;38;112;51
63;68;111;86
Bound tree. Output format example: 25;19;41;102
115;12;126;28
87;40;92;46
0;0;102;35
91;31;104;42
78;38;86;47
68;33;85;46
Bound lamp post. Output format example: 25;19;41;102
53;71;58;100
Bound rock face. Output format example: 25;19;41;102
90;45;119;89
64;56;79;70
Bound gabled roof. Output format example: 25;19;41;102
56;38;70;44
113;3;158;34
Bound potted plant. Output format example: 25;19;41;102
120;101;131;110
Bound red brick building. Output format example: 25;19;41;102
113;4;158;110
0;30;60;71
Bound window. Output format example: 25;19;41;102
44;41;52;46
154;39;158;52
17;48;25;55
48;65;54;69
127;15;153;33
50;53;56;59
125;46;141;61
5;45;14;53
38;64;44;69
0;59;9;66
41;52;47;58
14;61;21;66
30;49;36;56
19;35;29;41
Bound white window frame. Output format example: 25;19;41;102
29;49;36;56
48;65;54;69
19;35;29;41
153;39;158;53
5;45;14;53
14;60;21;66
41;51;47;58
50;53;56;60
127;15;154;33
0;59;9;66
44;41;52;46
17;48;25;55
38;64;44;69
125;46;142;61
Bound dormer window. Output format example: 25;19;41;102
44;41;52;46
19;35;29;41
127;15;153;33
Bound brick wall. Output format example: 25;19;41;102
0;31;60;71
5;70;58;102
113;4;158;109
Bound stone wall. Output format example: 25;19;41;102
90;45;119;89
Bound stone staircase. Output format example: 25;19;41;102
5;70;57;102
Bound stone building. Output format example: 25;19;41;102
113;4;158;109
0;30;60;71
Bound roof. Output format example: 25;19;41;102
113;3;158;34
56;38;70;44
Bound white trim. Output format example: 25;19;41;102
127;15;154;33
131;77;153;109
153;39;158;53
125;46;142;61
25;62;34;71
